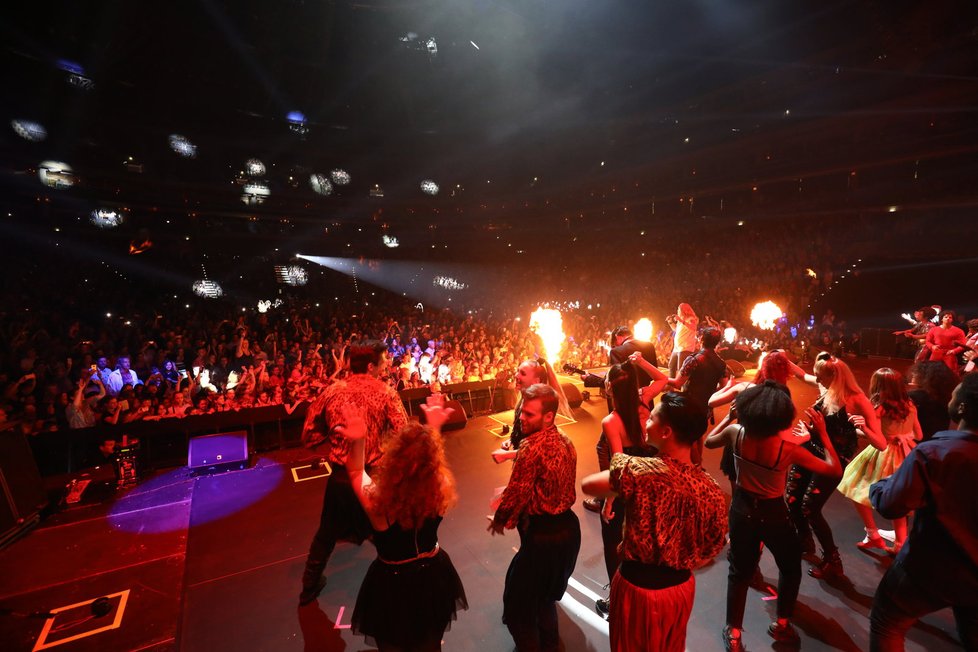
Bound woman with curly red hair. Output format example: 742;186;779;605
337;394;467;651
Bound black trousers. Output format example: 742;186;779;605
303;465;372;581
600;496;625;583
785;463;842;555
870;561;978;652
503;511;581;652
726;489;802;628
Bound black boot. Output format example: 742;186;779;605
299;559;327;605
808;549;844;579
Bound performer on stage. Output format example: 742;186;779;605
298;341;407;606
667;303;699;378
584;391;727;652
869;373;978;651
335;394;467;651
924;310;968;375
707;382;842;650
489;384;580;652
892;307;936;362
495;357;571;460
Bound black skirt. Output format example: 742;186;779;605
352;548;467;647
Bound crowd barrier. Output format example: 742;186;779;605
28;380;514;477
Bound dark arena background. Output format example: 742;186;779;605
1;2;977;651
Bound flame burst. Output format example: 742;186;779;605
751;301;783;331
633;318;653;342
529;308;565;364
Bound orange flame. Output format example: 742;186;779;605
750;301;783;331
529;307;565;364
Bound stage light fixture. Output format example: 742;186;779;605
433;275;467;291
330;169;351;185
11;120;46;142
192;279;224;298
38;161;76;189
169;134;197;158
383;235;400;248
420;179;439;195
91;209;124;229
274;265;309;286
287;111;308;137
310;173;333;196
241;182;270;205
245;158;266;177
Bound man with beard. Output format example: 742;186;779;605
489;383;580;651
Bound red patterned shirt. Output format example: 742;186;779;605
494;424;577;529
301;374;407;467
610;452;727;569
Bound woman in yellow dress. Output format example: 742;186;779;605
837;368;922;554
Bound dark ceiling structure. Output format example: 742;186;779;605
2;0;978;274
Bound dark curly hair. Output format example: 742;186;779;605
910;361;958;404
735;380;795;439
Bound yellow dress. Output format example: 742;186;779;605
837;405;918;506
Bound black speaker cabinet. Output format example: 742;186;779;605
560;383;583;409
418;399;468;431
188;431;250;475
0;429;47;548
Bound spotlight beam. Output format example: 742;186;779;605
297;254;480;308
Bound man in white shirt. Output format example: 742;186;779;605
106;356;143;396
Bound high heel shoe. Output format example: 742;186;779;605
856;534;887;551
885;541;904;556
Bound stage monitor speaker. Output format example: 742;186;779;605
0;429;47;548
188;431;250;475
419;399;467;431
399;386;432;417
560;383;583;409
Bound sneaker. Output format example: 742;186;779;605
583;497;602;513
595;598;610;619
856;535;887;551
767;621;800;645
722;625;745;652
298;575;327;606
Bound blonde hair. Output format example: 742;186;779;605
814;356;864;411
372;422;457;529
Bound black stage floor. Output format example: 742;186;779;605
0;359;965;651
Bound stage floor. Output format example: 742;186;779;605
0;357;965;652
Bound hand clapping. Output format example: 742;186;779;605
420;393;455;430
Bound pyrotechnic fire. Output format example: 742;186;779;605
805;268;817;279
529;308;565;364
750;301;783;331
723;327;738;344
633;318;653;342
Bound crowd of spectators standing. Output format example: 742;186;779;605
4;288;973;443
2;204;974;440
